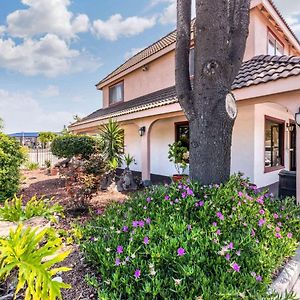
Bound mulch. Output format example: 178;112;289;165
15;169;129;300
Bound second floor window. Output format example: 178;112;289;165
109;81;124;105
268;32;284;56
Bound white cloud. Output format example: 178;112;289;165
39;85;60;98
124;47;145;60
92;14;156;41
0;89;75;133
6;0;89;39
0;34;101;77
159;0;195;25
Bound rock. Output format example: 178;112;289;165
117;170;137;192
52;276;63;283
0;222;17;238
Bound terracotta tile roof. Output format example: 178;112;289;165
74;55;300;126
96;20;196;86
232;55;300;89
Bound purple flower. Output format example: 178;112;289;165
134;269;141;279
187;224;192;231
143;206;147;210
115;258;121;266
251;229;256;237
256;197;264;205
225;253;231;261
216;229;221;235
216;212;224;220
95;209;103;215
143;236;149;245
259;209;265;215
123;226;128;232
177;247;186;256
139;220;145;227
275;227;281;232
238;192;243;197
132;221;139;228
231;263;240;272
146;218;151;224
165;195;170;201
258;218;266;227
287;232;293;238
236;250;241;256
146;197;151;203
275;233;282;238
273;213;279;219
175;198;179;203
212;222;217;227
117;245;123;254
125;256;130;262
198;201;204;207
256;275;262;282
182;192;187;199
170;201;174;205
187;188;194;196
228;242;234;250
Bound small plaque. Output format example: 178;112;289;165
226;93;237;119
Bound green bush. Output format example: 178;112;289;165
25;161;39;170
79;176;300;299
0;133;24;201
0;195;64;222
51;134;96;159
0;225;71;300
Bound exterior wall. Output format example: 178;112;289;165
253;102;293;187
122;123;142;172
150;116;187;176
231;104;255;181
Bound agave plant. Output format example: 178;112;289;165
0;225;71;300
97;119;124;163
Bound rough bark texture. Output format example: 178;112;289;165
176;0;250;184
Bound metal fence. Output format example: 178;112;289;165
28;148;59;167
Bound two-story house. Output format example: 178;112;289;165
70;0;300;200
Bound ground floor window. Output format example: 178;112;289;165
264;116;285;172
175;122;189;149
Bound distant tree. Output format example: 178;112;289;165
175;0;250;184
38;132;57;148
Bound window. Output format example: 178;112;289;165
109;81;124;105
175;122;189;149
268;32;284;55
264;116;285;171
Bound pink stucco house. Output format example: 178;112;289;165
70;0;300;201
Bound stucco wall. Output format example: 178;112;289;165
122;124;142;172
231;104;256;181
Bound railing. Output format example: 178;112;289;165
28;148;59;167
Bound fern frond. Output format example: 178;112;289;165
0;225;71;300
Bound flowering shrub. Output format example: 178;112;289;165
79;176;300;299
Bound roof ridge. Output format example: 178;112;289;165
251;55;300;64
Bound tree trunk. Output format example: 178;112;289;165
176;0;250;184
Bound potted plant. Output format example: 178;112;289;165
168;141;189;182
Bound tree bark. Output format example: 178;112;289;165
176;0;250;185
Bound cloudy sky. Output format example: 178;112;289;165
0;0;299;133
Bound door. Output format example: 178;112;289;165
290;124;296;171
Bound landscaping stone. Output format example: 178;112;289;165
0;217;50;238
269;246;300;296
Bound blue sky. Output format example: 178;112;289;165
0;0;299;133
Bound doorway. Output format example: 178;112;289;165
290;124;296;171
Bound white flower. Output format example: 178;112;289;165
150;269;156;276
116;230;121;234
110;226;115;230
106;248;111;252
104;280;111;285
149;263;154;269
131;254;136;259
174;279;182;285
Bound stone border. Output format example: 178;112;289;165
269;246;300;295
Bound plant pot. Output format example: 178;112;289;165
50;168;58;176
172;174;188;182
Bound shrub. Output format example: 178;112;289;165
0;133;25;201
51;135;96;159
0;225;71;300
26;161;39;170
79;176;300;299
0;195;64;222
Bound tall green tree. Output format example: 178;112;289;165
176;0;250;184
